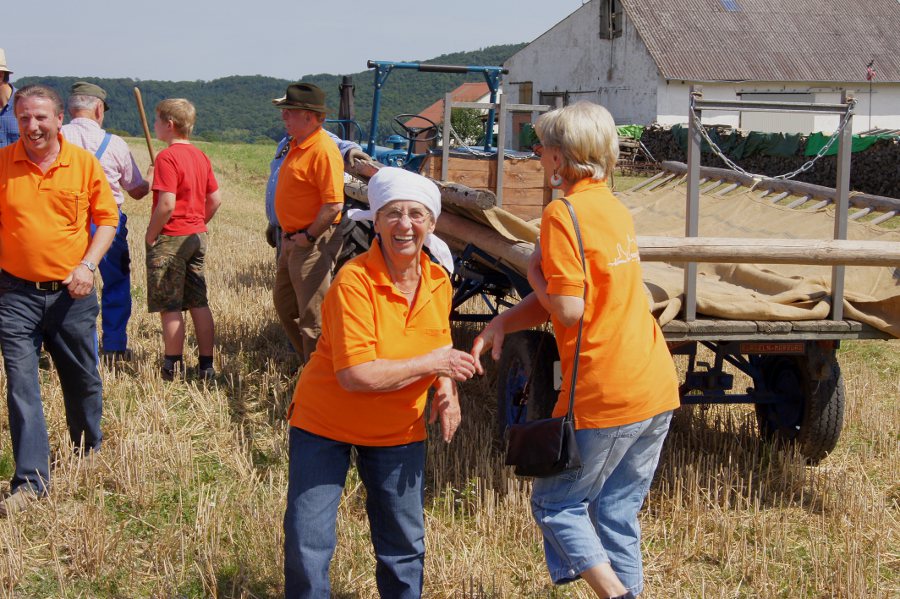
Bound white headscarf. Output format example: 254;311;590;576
348;167;454;273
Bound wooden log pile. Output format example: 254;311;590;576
639;125;900;199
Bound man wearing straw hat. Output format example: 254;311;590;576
0;49;18;147
272;82;345;363
62;82;151;364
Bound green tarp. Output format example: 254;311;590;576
671;125;801;159
803;132;891;156
617;125;644;140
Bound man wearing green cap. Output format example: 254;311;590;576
61;82;151;363
272;82;345;363
0;48;18;147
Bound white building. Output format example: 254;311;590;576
503;0;900;140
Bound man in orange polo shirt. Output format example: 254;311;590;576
272;83;345;363
0;84;118;516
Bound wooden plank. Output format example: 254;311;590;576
756;321;793;334
660;320;689;333
504;205;543;221
637;236;900;266
681;320;759;334
790;320;851;333
808;199;831;210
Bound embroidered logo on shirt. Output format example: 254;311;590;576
608;235;641;268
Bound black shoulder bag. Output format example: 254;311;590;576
504;198;586;477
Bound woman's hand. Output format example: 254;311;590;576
428;345;476;382
429;377;461;442
470;318;505;375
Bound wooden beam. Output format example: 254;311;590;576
637;236;900;266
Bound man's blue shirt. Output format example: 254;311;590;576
265;130;359;227
0;85;18;148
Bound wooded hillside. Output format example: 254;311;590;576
16;44;524;144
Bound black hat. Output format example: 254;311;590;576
71;81;110;111
272;82;327;113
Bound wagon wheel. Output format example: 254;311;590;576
495;331;559;445
753;353;844;464
333;199;374;274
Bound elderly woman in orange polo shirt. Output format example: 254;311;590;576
283;167;476;598
472;102;680;599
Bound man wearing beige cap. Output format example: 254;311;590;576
0;48;18;147
272;82;345;363
61;82;151;363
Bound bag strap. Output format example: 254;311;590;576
558;197;587;424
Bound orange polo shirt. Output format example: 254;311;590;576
289;240;453;446
0;135;118;281
274;127;344;232
541;179;679;429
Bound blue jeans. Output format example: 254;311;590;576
0;273;103;494
92;209;131;352
531;411;673;596
284;427;426;598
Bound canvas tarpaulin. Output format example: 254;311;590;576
441;185;900;339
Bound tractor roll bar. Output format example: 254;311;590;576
365;60;509;154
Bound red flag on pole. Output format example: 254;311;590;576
866;60;876;81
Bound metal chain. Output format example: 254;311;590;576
688;97;856;181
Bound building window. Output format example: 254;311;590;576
600;0;623;39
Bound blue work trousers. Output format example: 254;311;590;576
0;274;103;494
91;209;131;352
284;426;426;598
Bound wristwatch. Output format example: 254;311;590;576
302;230;317;243
80;260;97;272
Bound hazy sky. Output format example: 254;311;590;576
3;1;583;82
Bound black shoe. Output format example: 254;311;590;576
198;366;216;381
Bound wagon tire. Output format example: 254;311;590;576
333;201;374;274
754;354;844;464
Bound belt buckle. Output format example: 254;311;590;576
37;281;61;292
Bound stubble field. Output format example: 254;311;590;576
0;139;896;598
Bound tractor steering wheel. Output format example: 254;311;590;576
391;114;440;143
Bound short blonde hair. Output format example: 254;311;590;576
534;102;619;183
156;98;196;137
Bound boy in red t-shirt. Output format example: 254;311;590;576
146;98;222;380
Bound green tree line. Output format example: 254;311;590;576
15;44;524;145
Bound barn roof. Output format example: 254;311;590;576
620;0;900;83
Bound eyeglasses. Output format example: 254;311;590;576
532;142;543;157
378;207;431;225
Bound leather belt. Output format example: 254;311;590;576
1;271;65;292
